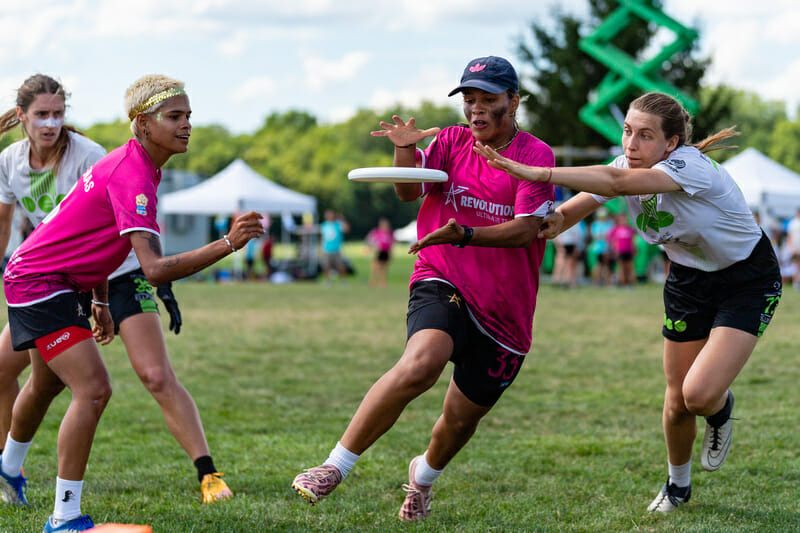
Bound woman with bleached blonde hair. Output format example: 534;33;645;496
0;74;264;531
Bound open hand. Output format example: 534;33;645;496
370;115;440;148
474;142;548;182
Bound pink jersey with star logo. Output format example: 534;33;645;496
4;139;161;306
411;126;555;354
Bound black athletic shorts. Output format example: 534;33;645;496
662;232;782;341
7;292;92;351
407;280;526;407
108;268;158;334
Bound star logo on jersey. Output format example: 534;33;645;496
449;293;461;309
444;184;469;211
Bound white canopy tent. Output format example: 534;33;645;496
722;148;800;220
160;158;316;216
393;219;417;243
160;159;318;277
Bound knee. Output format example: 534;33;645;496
393;356;442;392
81;381;112;419
137;366;176;396
663;390;690;422
681;385;717;416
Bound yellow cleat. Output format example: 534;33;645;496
201;472;233;503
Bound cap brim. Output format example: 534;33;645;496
448;80;510;97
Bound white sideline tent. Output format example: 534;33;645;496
393;219;417;243
160;158;316;216
160;159;318;278
722;148;800;219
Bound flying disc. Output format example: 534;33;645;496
348;167;448;183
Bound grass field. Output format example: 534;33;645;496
2;245;799;532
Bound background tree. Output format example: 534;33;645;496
516;0;731;159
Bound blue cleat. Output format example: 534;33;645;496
0;455;27;506
43;514;95;532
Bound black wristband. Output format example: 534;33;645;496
452;226;473;248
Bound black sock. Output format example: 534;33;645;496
705;391;733;428
194;455;217;483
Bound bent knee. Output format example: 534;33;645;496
137;367;177;396
682;386;720;415
393;357;444;391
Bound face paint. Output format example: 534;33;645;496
31;117;64;129
155;112;163;121
490;104;511;126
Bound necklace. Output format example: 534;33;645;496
491;126;519;152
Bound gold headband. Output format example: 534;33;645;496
128;87;187;120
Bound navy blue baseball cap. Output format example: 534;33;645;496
448;56;519;97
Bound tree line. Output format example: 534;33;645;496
1;1;797;238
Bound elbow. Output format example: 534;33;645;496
607;170;631;196
140;265;167;287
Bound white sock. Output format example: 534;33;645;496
1;436;32;477
413;452;444;487
324;442;360;479
53;477;83;521
668;460;691;488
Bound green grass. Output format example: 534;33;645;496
2;247;799;532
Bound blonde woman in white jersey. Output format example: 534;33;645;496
0;75;232;511
475;92;782;513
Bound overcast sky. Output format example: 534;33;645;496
0;0;797;134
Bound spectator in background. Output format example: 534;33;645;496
786;207;800;290
366;217;394;288
552;219;586;288
588;208;614;285
608;213;637;286
320;209;349;284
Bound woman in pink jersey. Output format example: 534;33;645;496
0;75;235;512
366;217;394;288
607;213;637;286
0;75;264;532
293;56;555;521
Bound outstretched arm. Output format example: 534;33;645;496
473;142;682;197
538;193;604;240
409;216;542;254
130;211;265;286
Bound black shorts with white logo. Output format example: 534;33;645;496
407;280;526;407
108;268;159;333
662;232;782;341
7;292;92;351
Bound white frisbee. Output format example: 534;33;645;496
348;167;448;183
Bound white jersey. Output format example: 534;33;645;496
592;146;762;271
0;130;141;278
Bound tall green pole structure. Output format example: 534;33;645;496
579;0;700;144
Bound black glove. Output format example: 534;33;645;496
156;283;182;334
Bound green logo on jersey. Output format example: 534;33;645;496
637;195;674;232
22;169;65;214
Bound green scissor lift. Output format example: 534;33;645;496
569;0;700;280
